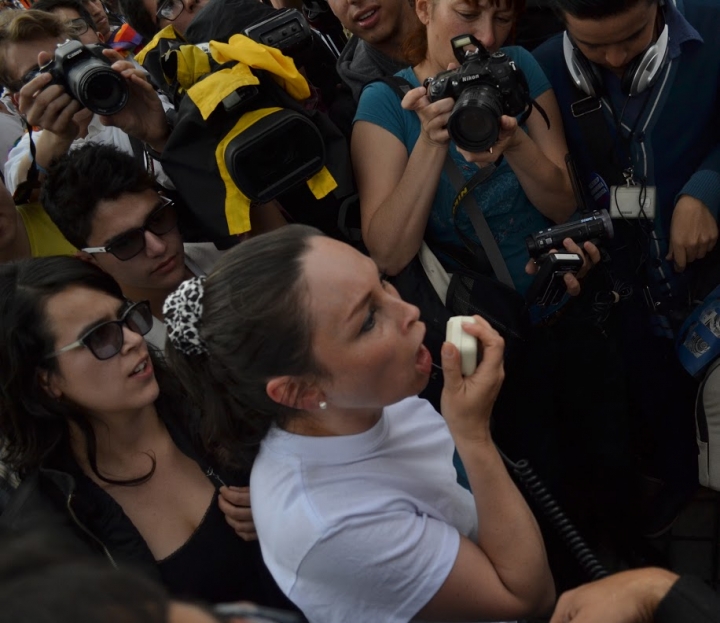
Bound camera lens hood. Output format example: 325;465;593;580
448;85;503;152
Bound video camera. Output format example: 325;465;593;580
526;210;614;259
424;34;531;152
525;210;614;306
32;39;128;116
244;8;343;107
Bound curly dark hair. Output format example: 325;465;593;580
40;143;157;250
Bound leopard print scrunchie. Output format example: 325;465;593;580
163;276;208;356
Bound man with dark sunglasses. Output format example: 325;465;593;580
41;144;212;349
41;142;285;349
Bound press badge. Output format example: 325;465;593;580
609;184;656;219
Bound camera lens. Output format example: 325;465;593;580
68;62;128;116
448;84;503;152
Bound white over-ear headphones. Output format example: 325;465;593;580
562;1;670;98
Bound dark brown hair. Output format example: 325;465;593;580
41;143;157;250
166;224;327;471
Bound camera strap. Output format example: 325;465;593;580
445;158;515;289
372;74;514;288
568;89;626;187
12;125;41;206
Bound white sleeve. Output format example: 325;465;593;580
4;131;34;195
289;510;460;623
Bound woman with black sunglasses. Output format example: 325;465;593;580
0;256;299;613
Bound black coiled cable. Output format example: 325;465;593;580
499;450;609;581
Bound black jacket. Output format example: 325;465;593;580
0;415;295;611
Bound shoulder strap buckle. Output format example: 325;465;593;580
571;96;602;118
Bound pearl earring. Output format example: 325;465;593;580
319;401;328;410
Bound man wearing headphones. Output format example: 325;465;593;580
533;0;720;537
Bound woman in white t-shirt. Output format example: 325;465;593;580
164;224;554;623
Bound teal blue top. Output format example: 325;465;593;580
355;46;553;295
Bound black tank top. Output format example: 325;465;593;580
157;489;292;609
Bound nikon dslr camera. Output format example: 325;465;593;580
424;34;531;152
34;40;129;116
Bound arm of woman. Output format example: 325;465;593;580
461;88;576;224
417;317;555;621
352;87;453;276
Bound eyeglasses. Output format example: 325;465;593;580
81;197;178;261
66;17;90;37
46;300;153;361
155;0;185;22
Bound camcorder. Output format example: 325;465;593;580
244;8;342;107
33;39;128;116
525;210;614;307
244;8;315;63
424;34;531;152
212;7;347;205
526;210;614;259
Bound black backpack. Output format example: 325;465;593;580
137;27;359;245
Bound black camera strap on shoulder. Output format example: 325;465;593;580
370;74;413;98
12;125;41;206
445;158;515;289
568;89;626;188
373;73;515;286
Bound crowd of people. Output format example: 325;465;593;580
0;0;718;621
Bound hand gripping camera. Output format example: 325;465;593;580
524;210;614;307
35;40;129;116
525;210;614;260
424;34;531;152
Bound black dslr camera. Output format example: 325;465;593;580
36;39;128;116
424;34;531;152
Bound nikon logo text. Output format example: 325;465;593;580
461;74;480;82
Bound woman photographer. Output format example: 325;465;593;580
0;257;294;610
164;224;555;623
352;0;577;291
